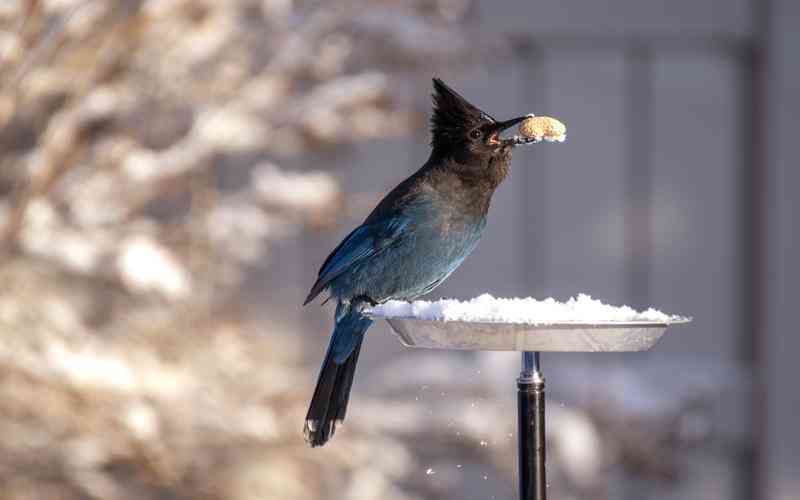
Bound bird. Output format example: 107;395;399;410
303;78;536;447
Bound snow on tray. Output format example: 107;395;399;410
369;293;686;325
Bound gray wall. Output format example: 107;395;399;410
763;1;800;499
293;1;798;498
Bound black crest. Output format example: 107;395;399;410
430;78;494;151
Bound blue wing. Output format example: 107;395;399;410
304;215;411;305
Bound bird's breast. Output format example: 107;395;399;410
434;206;485;238
419;171;494;224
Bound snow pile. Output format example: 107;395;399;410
370;294;686;324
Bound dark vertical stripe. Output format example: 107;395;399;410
743;1;770;498
625;43;653;309
520;45;548;294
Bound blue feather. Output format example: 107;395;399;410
304;215;411;304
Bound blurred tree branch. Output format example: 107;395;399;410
0;2;497;499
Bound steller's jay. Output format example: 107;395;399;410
303;78;537;446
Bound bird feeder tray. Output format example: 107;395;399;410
374;316;691;352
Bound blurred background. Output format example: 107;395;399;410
0;1;797;499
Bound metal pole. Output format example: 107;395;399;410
518;351;546;500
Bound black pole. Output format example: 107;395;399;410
518;351;546;500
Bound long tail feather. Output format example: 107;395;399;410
304;302;371;447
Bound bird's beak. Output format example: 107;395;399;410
493;116;529;132
486;116;528;146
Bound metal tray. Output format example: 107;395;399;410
378;317;692;352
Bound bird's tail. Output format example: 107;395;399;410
304;301;373;447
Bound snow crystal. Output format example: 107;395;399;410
193;107;267;151
252;162;339;211
370;293;686;324
124;402;160;439
117;236;191;299
46;341;137;392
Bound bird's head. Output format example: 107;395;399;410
429;78;529;161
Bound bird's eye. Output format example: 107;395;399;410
469;129;482;140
